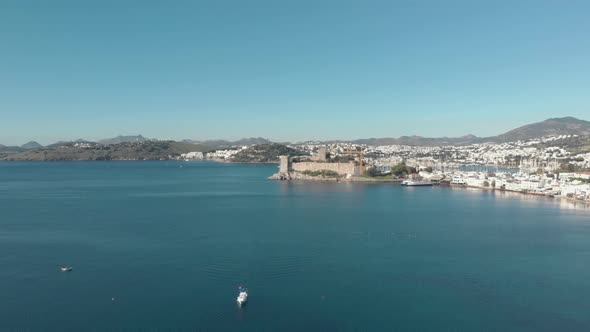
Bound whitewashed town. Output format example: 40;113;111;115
180;133;590;203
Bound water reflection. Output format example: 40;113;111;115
275;180;590;212
447;185;590;211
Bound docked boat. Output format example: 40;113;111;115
401;179;433;186
451;177;467;185
236;287;248;306
60;266;73;272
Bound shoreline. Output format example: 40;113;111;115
460;184;590;206
278;177;404;183
207;158;279;164
268;171;404;183
270;173;590;207
0;159;280;163
2;159;588;207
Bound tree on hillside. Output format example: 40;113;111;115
392;163;415;177
561;163;575;172
366;166;384;177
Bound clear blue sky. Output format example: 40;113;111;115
1;0;589;145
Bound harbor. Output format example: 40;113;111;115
269;146;590;205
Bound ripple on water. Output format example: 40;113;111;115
198;244;322;282
257;252;320;280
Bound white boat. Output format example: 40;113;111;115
451;177;466;185
60;266;73;272
236;287;248;306
401;179;433;186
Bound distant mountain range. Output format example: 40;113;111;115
0;141;43;153
328;134;480;146
21;141;43;149
46;139;94;148
97;135;150;145
2;141;212;161
2;117;589;152
325;116;590;146
46;135;268;147
198;137;273;147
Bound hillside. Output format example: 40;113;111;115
98;135;150;145
3;117;589;155
536;135;590;155
1;141;213;161
0;145;24;153
326;117;590;146
345;134;479;146
201;137;273;147
0;141;43;155
21;141;43;149
46;139;95;148
230;144;306;163
485;117;590;143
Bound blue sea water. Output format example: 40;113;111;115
0;161;589;331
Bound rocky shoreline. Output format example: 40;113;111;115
269;171;402;183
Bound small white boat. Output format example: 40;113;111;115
60;266;73;272
236;287;248;306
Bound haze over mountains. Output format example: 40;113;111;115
97;135;150;145
337;117;590;146
196;137;273;147
2;117;589;151
0;141;43;153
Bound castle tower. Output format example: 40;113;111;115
317;147;327;161
279;155;291;173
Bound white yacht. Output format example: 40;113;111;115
401;179;433;186
237;287;248;306
60;266;73;272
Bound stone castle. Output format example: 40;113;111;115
274;148;359;180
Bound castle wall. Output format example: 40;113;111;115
291;162;356;175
